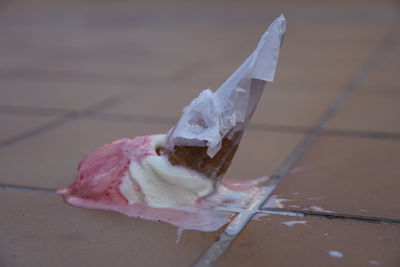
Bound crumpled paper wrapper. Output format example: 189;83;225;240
166;15;286;157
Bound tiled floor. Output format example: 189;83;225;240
1;190;219;267
217;214;400;267
262;135;400;219
1;0;399;266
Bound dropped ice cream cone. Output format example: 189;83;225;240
59;15;287;233
165;15;286;182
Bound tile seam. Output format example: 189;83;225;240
191;23;398;267
0;67;147;84
0;105;74;116
1;183;399;227
2;108;400;142
0;91;132;151
0;183;56;194
260;208;400;225
0;115;78;151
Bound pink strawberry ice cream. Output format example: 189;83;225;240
58;134;267;232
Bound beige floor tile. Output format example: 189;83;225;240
101;81;203;120
217;213;400;267
274;62;358;91
380;47;400;68
0;46;193;83
263;136;400;219
359;33;400;92
251;89;338;127
357;84;400;95
225;131;304;180
327;91;400;133
285;25;390;49
377;34;400;65
0;119;169;188
0;114;59;143
0;190;219;267
361;68;400;91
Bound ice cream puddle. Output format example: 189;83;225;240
307;196;326;201
58;15;286;233
281;220;308;227
264;195;290;208
369;260;380;265
328;250;344;258
308;205;334;213
58;134;270;232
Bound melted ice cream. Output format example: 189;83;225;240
120;135;213;207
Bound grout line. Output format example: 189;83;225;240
2;180;398;227
0;114;78;151
3;180;398;228
321;128;400;140
0;105;74;117
249;123;311;134
87;112;177;125
0;183;56;194
0;92;131;151
2;177;398;227
3;106;400;141
261;208;400;226
0;67;147;85
192;24;398;267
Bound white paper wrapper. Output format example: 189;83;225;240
166;15;286;157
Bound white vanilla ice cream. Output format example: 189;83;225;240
119;135;214;207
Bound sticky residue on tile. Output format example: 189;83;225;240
281;220;308;227
307;196;326;200
328;250;343;258
264;195;290;208
369;260;380;265
176;228;184;243
224;181;276;236
309;205;333;213
289;166;311;174
252;213;271;221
